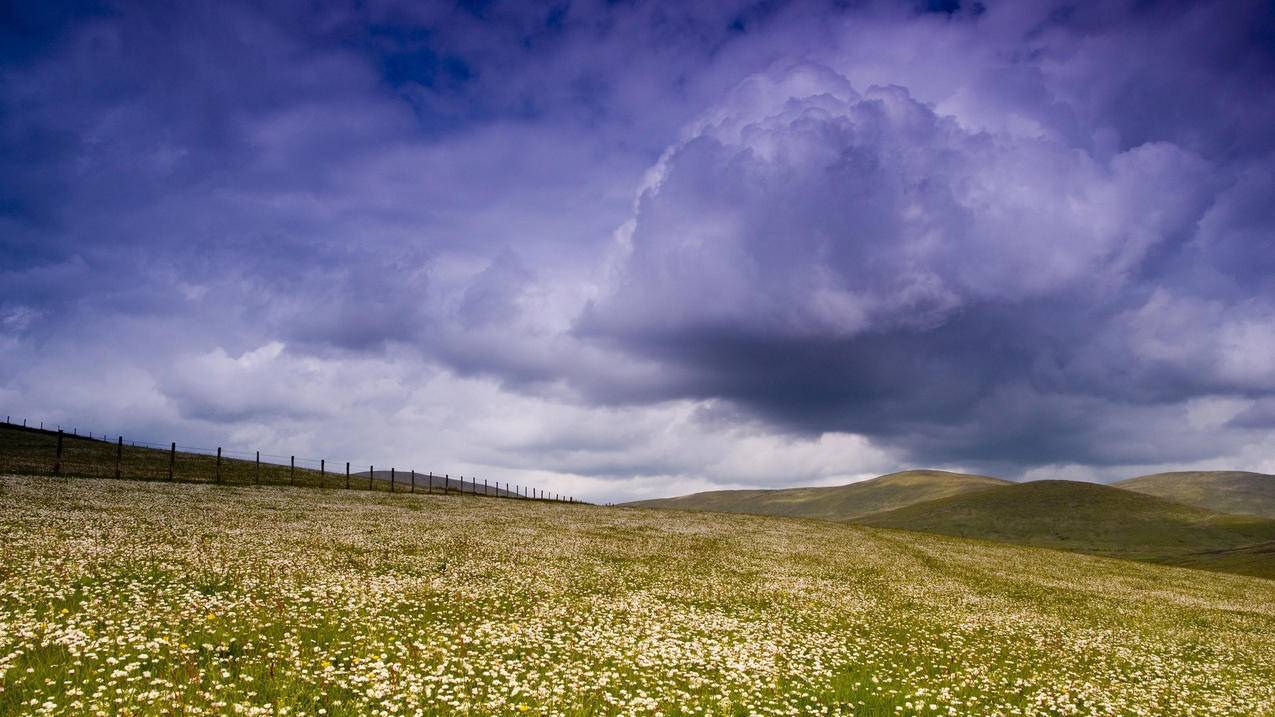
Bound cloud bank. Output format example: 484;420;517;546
3;0;1274;500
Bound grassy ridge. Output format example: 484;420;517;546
624;470;1009;520
2;476;1274;715
855;480;1275;578
0;423;514;495
1116;470;1275;518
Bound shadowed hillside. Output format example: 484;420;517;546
353;470;523;497
855;480;1275;578
1116;471;1275;519
624;470;1009;521
0;422;542;498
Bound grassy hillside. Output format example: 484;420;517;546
625;469;1009;521
2;476;1274;715
856;480;1275;578
355;469;523;497
0;422;533;497
0;421;355;488
1116;470;1275;518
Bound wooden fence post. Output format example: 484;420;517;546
321;459;325;484
216;447;222;483
256;451;260;485
391;467;396;493
369;465;374;491
53;429;63;475
411;470;416;493
345;462;350;489
290;456;295;486
444;474;449;496
168;442;175;481
115;436;123;479
428;471;433;493
484;479;488;496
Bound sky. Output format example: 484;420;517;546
2;0;1274;502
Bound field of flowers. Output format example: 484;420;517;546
1;475;1274;716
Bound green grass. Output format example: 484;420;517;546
1116;470;1275;518
0;423;513;496
623;469;1009;521
2;475;1274;715
855;480;1275;578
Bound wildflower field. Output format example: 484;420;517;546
1;476;1274;716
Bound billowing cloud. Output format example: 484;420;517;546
3;0;1274;500
573;56;1273;470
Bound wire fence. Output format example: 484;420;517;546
0;415;578;503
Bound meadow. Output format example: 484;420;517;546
2;475;1274;716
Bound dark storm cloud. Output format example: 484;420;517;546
579;2;1275;471
2;0;1274;495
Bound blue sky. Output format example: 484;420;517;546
3;0;1275;501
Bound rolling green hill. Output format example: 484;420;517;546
1115;470;1275;518
624;469;1010;521
855;480;1275;578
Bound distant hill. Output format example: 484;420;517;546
1115;471;1275;519
624;470;1009;521
855;480;1275;578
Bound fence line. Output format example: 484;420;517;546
0;414;579;504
